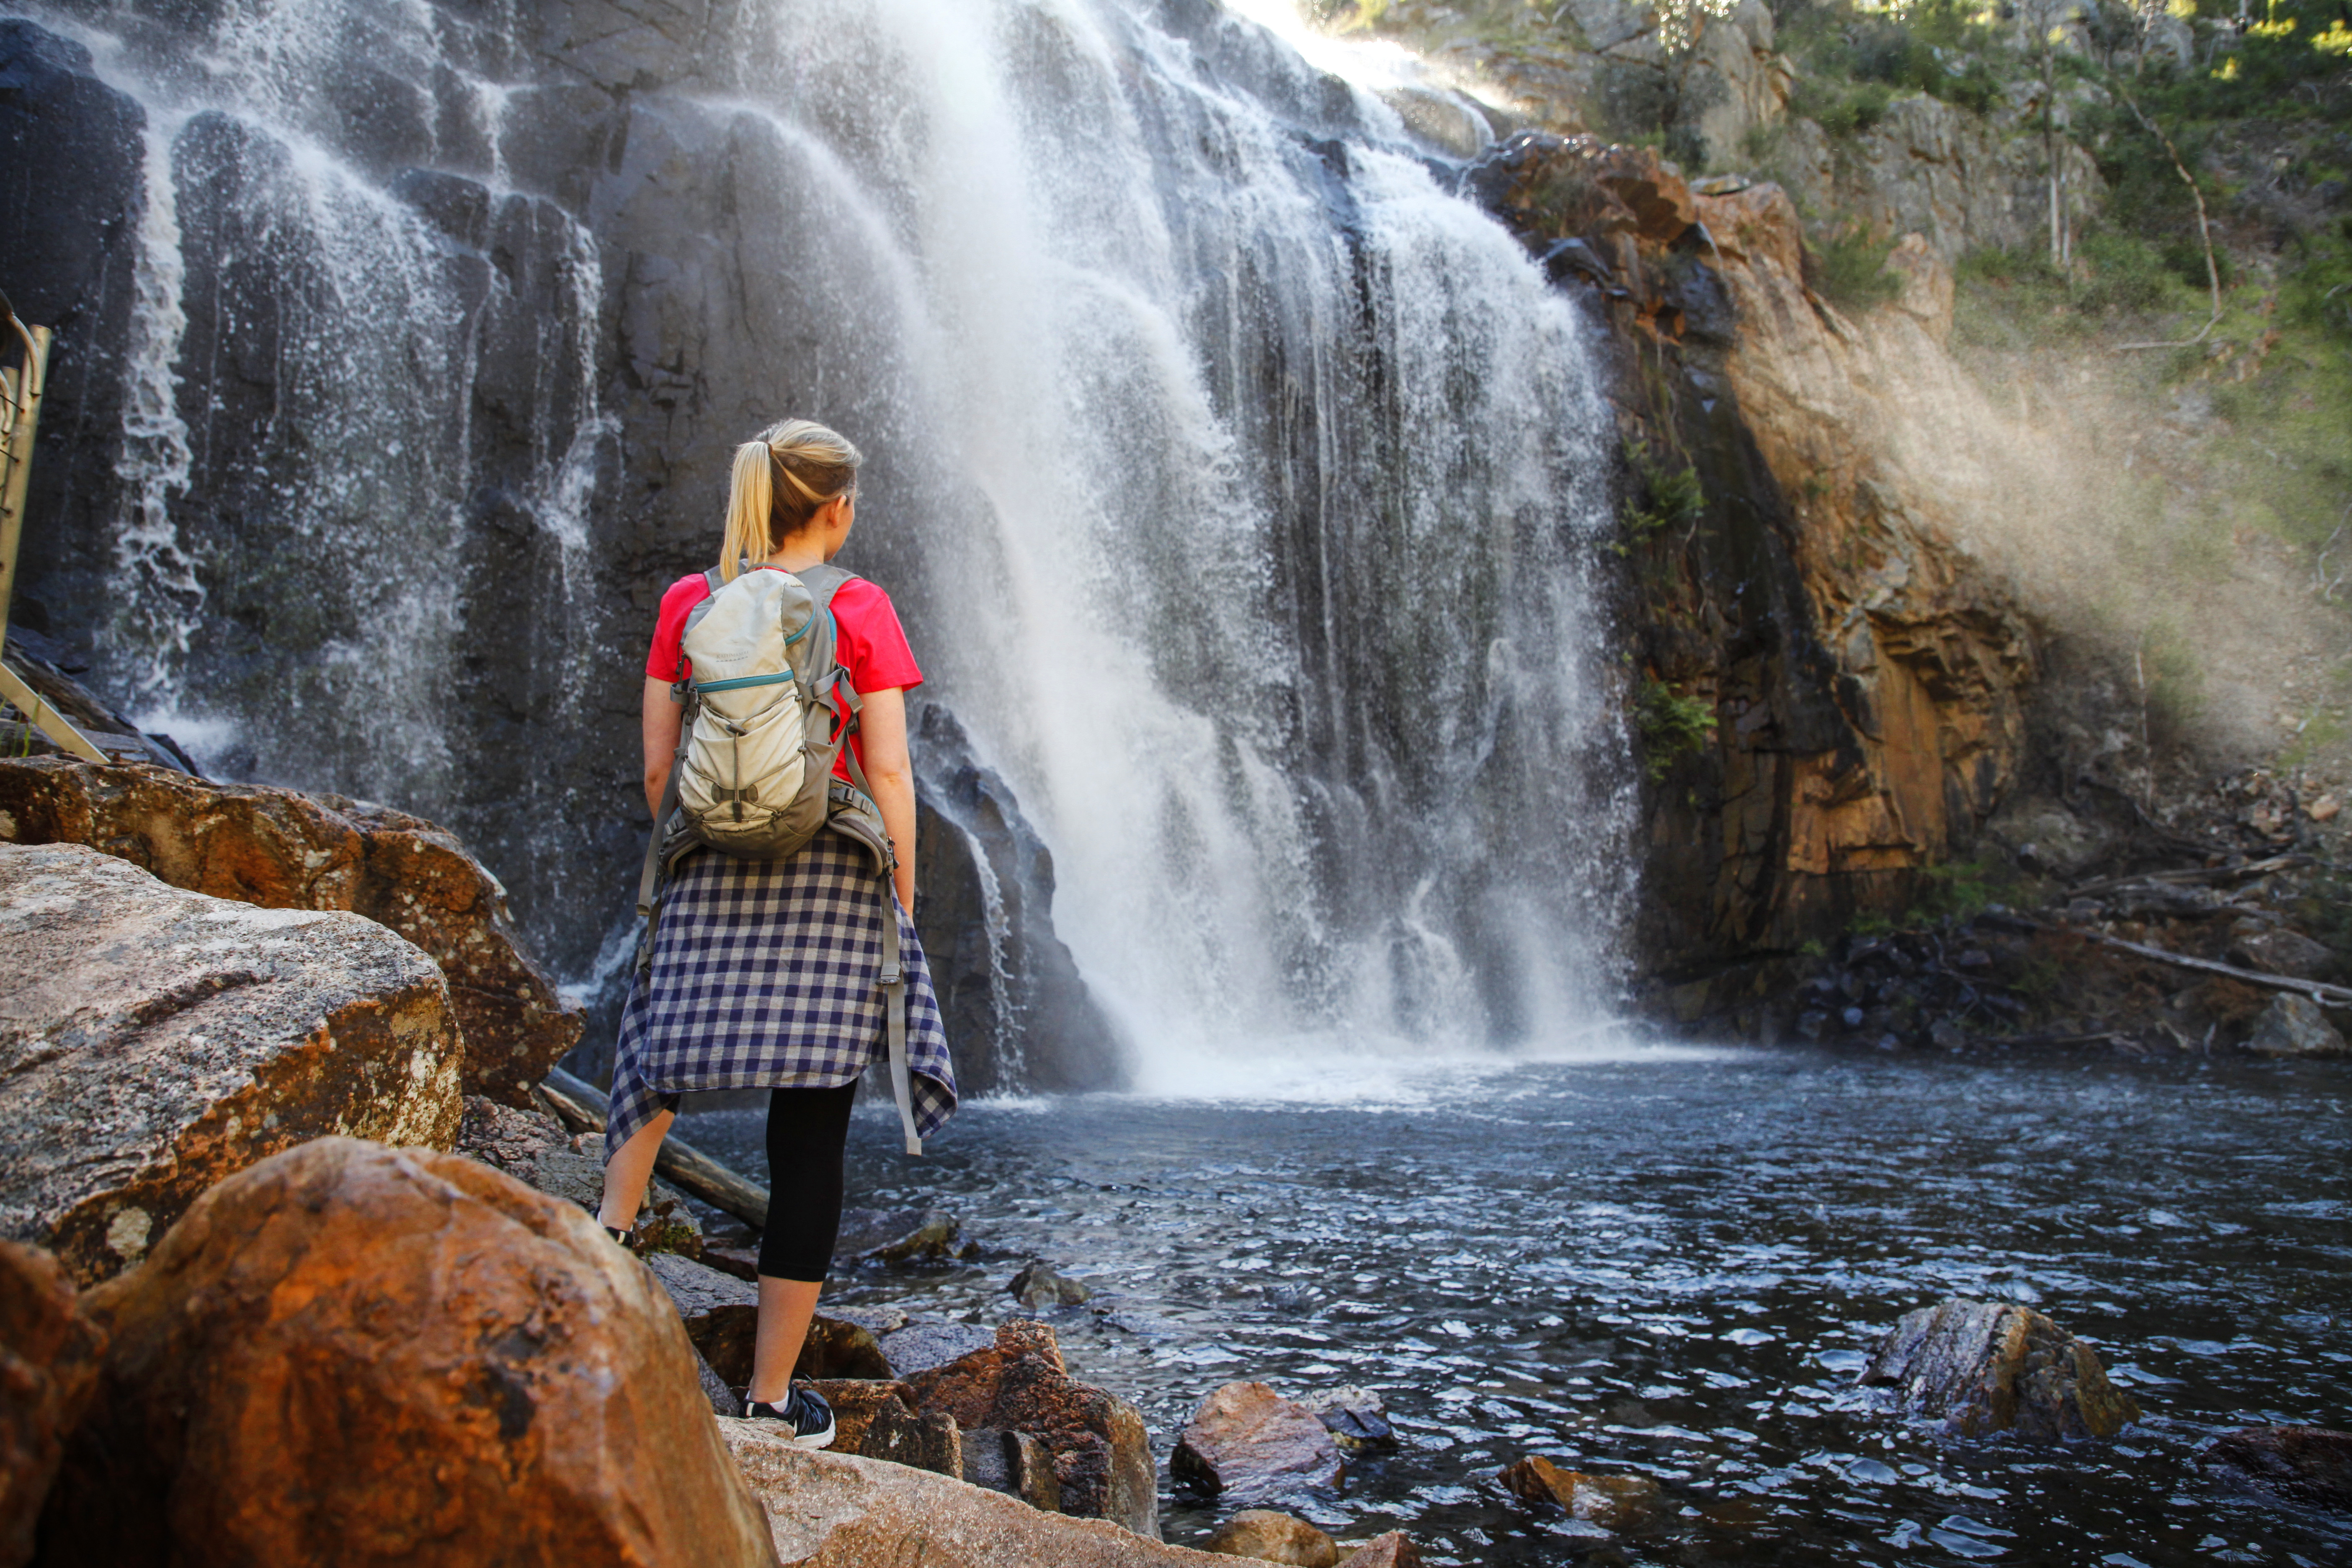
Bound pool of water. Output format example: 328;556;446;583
682;1046;2352;1565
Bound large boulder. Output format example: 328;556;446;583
38;1137;776;1566
903;1320;1157;1538
2244;994;2349;1057
720;1425;1228;1565
2205;1425;2352;1512
0;1240;103;1568
1171;1382;1343;1505
0;760;581;1102
0;843;464;1283
1858;1298;2140;1441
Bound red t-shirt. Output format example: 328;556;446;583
646;569;923;782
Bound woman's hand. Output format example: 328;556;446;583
642;676;682;821
858;687;917;914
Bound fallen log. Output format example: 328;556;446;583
2066;854;2304;901
539;1066;771;1229
2082;932;2352;1011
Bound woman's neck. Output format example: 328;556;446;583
762;540;826;573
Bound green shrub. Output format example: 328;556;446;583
1622;440;1706;540
1637;679;1719;780
1809;227;1903;312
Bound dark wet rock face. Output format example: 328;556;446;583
0;842;463;1283
1859;1298;2140;1442
0;21;145;596
2206;1426;2352;1513
911;707;1127;1094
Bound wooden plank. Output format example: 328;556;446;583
540;1066;772;1230
0;663;107;763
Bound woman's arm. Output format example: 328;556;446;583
643;676;682;821
857;687;917;913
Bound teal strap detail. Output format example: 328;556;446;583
694;670;796;694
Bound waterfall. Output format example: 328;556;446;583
7;0;1633;1085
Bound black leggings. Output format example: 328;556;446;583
758;1081;859;1282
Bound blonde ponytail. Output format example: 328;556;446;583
717;418;864;581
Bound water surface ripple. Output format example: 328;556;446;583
687;1049;2351;1565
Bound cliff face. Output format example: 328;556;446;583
1468;135;2039;1007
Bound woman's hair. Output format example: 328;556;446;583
719;419;863;580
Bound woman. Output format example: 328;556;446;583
598;418;956;1446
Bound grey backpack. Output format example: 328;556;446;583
634;562;923;1153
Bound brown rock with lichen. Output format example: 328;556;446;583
1202;1509;1338;1565
903;1320;1157;1537
0;843;464;1284
0;1240;103;1568
1171;1382;1344;1506
1859;1297;2140;1441
37;1137;776;1567
0;758;581;1103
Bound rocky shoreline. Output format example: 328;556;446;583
6;762;2345;1563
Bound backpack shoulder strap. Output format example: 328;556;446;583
794;562;860;610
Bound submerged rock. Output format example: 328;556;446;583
0;760;582;1104
836;1205;965;1266
1172;1382;1344;1505
1498;1457;1663;1530
1859;1298;2141;1441
1010;1259;1093;1308
2244;994;2349;1057
1299;1385;1396;1451
2206;1425;2352;1512
1202;1508;1338;1565
721;1428;1226;1565
0;1240;104;1568
0;843;463;1283
40;1138;773;1565
902;1320;1158;1537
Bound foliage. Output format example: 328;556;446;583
1622;440;1707;539
1909;856;2012;924
1636;678;1719;779
1808;227;1905;311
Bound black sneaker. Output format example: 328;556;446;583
745;1384;836;1449
602;1224;630;1247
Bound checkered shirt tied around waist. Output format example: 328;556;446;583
604;829;956;1159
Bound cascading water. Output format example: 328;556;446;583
6;0;1633;1087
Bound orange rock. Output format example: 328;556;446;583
902;1319;1158;1536
0;759;580;1103
1498;1456;1663;1529
0;1240;104;1568
40;1138;776;1566
1203;1508;1338;1565
1335;1533;1424;1568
